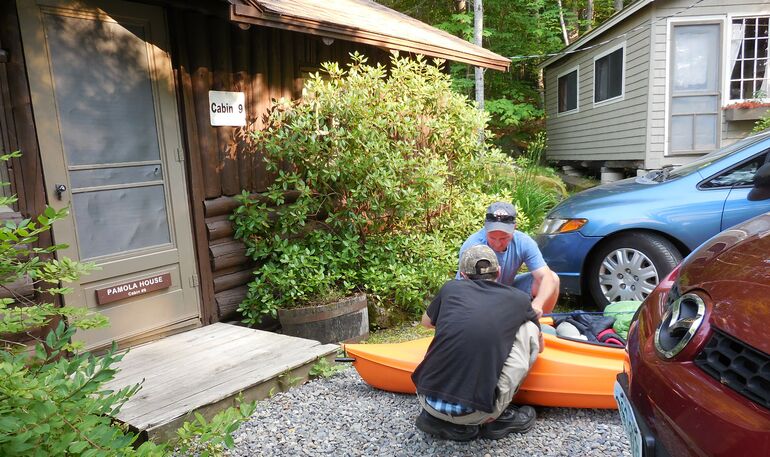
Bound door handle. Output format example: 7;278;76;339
54;184;67;200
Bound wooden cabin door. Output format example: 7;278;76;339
17;0;201;350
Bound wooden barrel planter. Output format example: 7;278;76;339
278;293;369;344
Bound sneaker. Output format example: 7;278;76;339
415;409;479;441
479;405;536;440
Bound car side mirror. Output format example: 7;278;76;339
748;163;770;201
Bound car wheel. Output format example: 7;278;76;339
587;232;682;309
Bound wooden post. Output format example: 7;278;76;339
268;28;283;103
251;26;271;192
169;10;218;325
233;25;252;191
187;13;221;199
280;30;294;101
211;19;239;196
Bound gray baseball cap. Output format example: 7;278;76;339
459;245;500;277
484;201;517;234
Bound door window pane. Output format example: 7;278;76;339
70;165;163;189
73;186;170;259
594;48;623;102
672;25;720;93
43;14;161;165
671;96;718;115
694;115;718;150
671;116;694;152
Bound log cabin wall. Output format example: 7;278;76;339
0;3;59;341
167;9;391;324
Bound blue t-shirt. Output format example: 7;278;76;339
456;228;546;286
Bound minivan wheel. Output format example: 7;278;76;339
587;232;682;309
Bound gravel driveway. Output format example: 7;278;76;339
232;368;631;456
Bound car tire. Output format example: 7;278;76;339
586;232;682;309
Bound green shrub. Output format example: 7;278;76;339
174;396;256;457
753;112;770;133
0;152;250;456
233;54;564;326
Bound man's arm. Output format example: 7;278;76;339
530;265;558;316
420;312;435;329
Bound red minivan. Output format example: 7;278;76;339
616;210;770;457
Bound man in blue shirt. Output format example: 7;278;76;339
458;202;560;316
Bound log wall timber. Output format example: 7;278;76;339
0;3;48;233
170;11;389;322
0;3;59;344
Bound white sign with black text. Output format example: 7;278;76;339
208;90;246;126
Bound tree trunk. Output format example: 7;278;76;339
474;0;484;112
586;0;594;31
556;0;570;45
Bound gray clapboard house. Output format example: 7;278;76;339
542;0;770;175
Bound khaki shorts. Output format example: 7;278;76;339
417;321;541;426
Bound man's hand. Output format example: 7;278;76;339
532;305;544;320
538;331;545;354
420;312;435;329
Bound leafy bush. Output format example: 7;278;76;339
0;152;251;456
233;54;564;326
174;396;256;457
753;112;770;133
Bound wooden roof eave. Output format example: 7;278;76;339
229;4;510;72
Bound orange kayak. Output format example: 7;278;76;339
342;331;625;409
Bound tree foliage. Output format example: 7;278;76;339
380;0;631;151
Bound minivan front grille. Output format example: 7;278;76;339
695;328;770;410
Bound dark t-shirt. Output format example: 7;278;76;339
411;279;538;413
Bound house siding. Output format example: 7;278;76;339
544;9;653;162
646;0;770;170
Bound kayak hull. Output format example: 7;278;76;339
343;332;625;409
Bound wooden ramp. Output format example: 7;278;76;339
104;323;339;441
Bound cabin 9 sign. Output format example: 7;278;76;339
209;90;246;126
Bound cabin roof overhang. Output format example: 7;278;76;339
227;0;510;71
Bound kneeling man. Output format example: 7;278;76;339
412;245;543;441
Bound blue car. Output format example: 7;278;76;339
536;129;770;308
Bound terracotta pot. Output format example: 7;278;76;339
278;293;368;344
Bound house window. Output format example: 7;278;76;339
669;23;721;153
558;68;578;113
729;17;769;100
594;47;624;103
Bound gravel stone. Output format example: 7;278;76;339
231;368;632;456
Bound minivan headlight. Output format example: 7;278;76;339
539;218;588;234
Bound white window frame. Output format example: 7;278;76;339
556;65;580;116
723;13;770;104
664;15;726;157
592;42;626;107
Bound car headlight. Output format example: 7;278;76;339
539;218;588;234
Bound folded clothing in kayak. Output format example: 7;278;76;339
554;314;625;347
603;301;642;339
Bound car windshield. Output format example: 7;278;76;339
656;130;770;182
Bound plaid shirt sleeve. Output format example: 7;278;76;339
425;396;475;416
